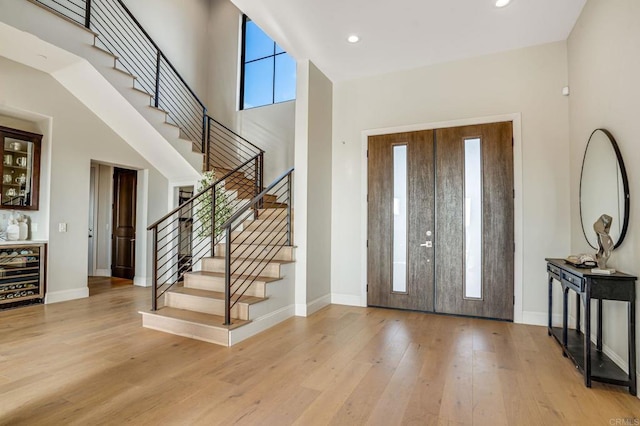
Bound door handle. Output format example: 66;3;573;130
420;231;433;248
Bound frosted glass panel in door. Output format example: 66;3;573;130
392;145;407;293
464;138;482;299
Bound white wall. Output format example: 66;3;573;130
294;60;333;315
207;0;295;184
120;0;211;97
0;57;169;301
567;0;640;386
331;42;572;322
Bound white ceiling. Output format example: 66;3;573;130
231;0;586;82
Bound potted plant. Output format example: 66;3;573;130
195;169;233;240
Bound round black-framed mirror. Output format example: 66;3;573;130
579;128;630;250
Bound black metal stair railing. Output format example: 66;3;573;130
206;117;263;172
220;167;294;325
147;153;264;310
29;0;290;317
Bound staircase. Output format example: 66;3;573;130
141;207;295;346
1;0;296;345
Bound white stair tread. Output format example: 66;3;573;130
169;286;265;305
210;256;294;265
187;270;282;283
141;307;249;330
217;243;297;249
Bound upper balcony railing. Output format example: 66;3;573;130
32;0;263;171
35;0;208;150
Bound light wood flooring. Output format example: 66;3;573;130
0;277;638;425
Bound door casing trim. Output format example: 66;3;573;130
361;113;524;323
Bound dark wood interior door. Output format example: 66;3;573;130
112;167;137;279
368;131;435;311
435;122;514;320
367;122;514;321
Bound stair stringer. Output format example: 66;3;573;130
228;262;295;345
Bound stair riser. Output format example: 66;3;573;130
242;219;288;232
141;313;229;346
258;209;289;220
165;292;249;320
202;258;282;278
215;244;294;262
213;169;246;179
228;187;255;200
224;178;255;190
184;274;267;298
231;231;288;246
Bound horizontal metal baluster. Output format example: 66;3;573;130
37;0;85;23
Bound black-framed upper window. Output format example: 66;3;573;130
240;15;296;110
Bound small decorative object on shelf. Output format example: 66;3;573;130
6;214;19;241
592;214;615;274
18;215;28;240
3;213;30;242
0;242;45;310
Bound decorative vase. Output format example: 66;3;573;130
18;220;27;240
6;224;19;241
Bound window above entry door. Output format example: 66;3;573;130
240;15;296;110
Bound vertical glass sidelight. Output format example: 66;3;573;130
392;145;408;293
464;138;483;299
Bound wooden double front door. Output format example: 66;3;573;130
367;122;514;320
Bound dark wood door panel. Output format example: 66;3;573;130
112;167;137;279
435;122;514;320
368;131;434;311
367;133;393;308
434;125;465;316
408;130;435;311
481;122;514;320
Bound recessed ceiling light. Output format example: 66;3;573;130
495;0;511;7
347;35;360;44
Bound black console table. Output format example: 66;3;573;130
546;258;636;395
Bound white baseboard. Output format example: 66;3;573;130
521;310;562;326
331;293;366;307
229;304;295;345
45;287;89;304
133;276;151;287
298;294;331;317
295;303;307;317
95;269;111;277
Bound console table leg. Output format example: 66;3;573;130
563;287;569;347
576;292;581;333
548;275;553;336
585;291;592;388
597;299;603;352
629;299;637;396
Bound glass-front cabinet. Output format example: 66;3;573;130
0;126;42;210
